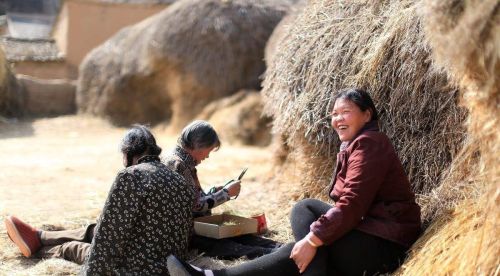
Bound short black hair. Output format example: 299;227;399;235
333;88;379;121
120;124;162;157
178;120;221;150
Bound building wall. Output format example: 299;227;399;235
52;3;68;57
54;0;167;69
11;60;77;80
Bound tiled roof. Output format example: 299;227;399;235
76;0;175;4
1;36;64;62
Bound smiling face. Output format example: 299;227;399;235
331;98;372;142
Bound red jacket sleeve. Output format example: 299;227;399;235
310;136;390;245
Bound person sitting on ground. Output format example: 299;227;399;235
166;88;422;276
163;120;280;260
5;125;194;275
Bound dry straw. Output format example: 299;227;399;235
398;0;499;274
262;0;468;209
78;0;290;128
263;0;498;274
197;90;272;146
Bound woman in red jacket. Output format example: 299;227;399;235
168;88;422;276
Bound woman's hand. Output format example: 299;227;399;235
290;237;318;273
225;180;241;198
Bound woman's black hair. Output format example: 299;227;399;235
333;88;379;121
120;125;162;164
178;120;221;150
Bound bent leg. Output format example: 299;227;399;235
289;199;331;240
40;224;96;246
289;199;332;276
35;224;96;264
215;243;299;276
37;241;91;264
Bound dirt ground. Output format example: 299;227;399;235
0;115;293;275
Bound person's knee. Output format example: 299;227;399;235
291;198;320;218
60;241;90;264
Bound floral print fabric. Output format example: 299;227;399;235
82;156;194;275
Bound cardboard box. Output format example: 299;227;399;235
194;214;258;239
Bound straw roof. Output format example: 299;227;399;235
67;0;176;4
77;0;290;128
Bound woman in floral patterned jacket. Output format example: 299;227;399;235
82;125;194;275
5;125;194;275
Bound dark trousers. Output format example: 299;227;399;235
191;234;280;260
217;199;408;276
35;224;96;265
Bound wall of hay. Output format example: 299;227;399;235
264;0;499;274
398;0;499;274
77;0;290;129
262;0;468;217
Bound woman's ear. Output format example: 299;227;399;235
364;109;372;122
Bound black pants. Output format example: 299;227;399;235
216;199;408;276
191;234;280;260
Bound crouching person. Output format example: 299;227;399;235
5;125;194;275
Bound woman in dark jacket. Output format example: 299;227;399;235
167;88;421;276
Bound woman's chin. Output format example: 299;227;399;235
338;135;349;142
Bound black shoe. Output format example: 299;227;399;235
167;255;205;276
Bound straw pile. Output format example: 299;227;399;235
198;90;272;146
262;0;468;205
0;47;23;118
77;0;289;128
263;0;498;273
264;0;305;67
398;0;500;274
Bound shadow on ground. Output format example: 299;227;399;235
0;119;35;139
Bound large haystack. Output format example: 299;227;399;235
398;0;500;274
262;0;468;205
198;90;272;146
0;47;23;118
264;0;305;66
77;0;289;128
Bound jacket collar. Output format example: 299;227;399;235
137;155;160;164
173;145;197;169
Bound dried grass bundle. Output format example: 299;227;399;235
263;0;499;273
400;193;499;275
398;0;500;274
198;90;272;146
77;0;290;128
262;0;467;204
264;0;306;67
